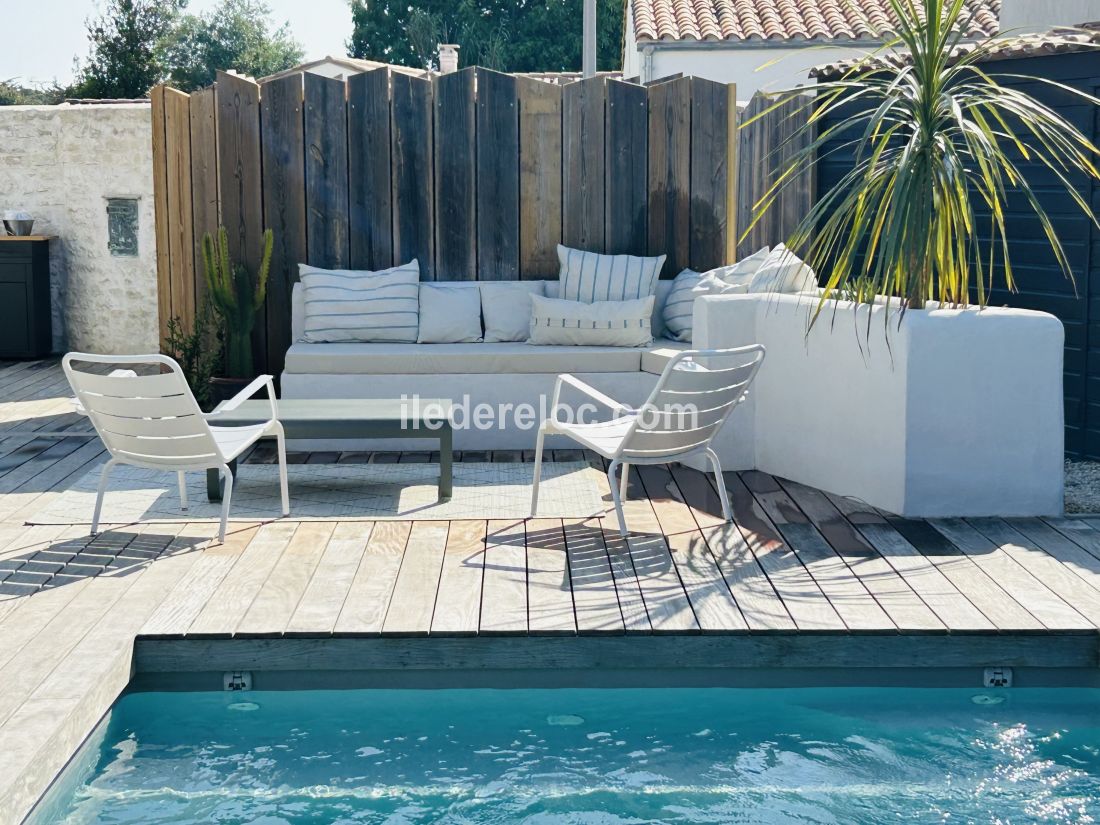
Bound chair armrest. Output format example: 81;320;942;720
207;374;277;419
551;374;631;417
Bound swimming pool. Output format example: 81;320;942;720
35;686;1100;823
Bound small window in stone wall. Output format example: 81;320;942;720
106;198;139;257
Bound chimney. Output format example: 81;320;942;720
438;44;460;74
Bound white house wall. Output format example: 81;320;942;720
644;44;870;94
0;103;158;354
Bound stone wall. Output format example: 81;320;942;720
0;103;158;354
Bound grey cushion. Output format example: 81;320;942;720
481;281;545;342
418;283;483;343
284;341;645;375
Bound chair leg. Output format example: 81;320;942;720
607;458;629;537
705;447;733;522
619;462;630;503
91;458;118;535
530;426;546;516
274;425;290;516
218;463;234;544
177;471;188;511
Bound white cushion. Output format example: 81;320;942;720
528;294;654;347
284;341;645;374
546;278;674;339
556;244;665;303
705;246;772;288
662;268;749;342
748;245;817;294
298;260;420;343
418;283;483;343
481;281;545;342
641;340;693;375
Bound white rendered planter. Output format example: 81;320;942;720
694;293;1065;517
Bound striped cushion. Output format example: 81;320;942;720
298;260;420;343
528;294;654;347
556;245;665;303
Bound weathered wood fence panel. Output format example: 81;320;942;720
647;77;691;274
188;85;219;310
736;90;814;259
477;70;520;280
606;79;648;257
434;68;477;280
391;73;435;280
517;77;562;279
304;73;350;270
260;73;306;375
215;71;265;369
562;76;607;253
348;69;393;271
151;69;815;379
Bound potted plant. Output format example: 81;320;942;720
750;0;1099;322
202;225;273;404
162;300;222;410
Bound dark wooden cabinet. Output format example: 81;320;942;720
0;238;53;358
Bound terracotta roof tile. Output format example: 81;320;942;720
632;0;1001;42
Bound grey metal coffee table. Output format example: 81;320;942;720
205;398;453;502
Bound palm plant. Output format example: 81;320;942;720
749;0;1100;321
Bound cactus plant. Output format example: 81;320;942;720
201;226;272;379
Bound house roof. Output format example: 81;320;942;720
258;56;427;83
812;25;1100;77
630;0;1000;44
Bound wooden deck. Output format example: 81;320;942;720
1;360;1099;822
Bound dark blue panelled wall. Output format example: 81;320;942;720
816;50;1100;457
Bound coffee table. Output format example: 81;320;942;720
205;398;453;502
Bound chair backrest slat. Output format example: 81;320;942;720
620;345;764;461
63;353;222;466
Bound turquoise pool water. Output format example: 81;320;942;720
38;687;1100;824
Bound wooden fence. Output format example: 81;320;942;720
151;70;808;376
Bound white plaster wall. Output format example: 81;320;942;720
695;293;1065;517
640;44;872;94
1000;0;1100;30
0;103;158;354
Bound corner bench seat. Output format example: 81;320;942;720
285;339;690;376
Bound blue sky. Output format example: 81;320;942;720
1;0;353;86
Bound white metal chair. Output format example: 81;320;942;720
63;353;289;543
531;345;765;536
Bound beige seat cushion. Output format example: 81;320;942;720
284;342;645;375
642;340;693;375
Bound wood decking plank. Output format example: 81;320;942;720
431;520;485;635
480;519;528;634
743;472;894;632
1009;517;1100;587
334;521;411;634
142;524;260;636
638;465;746;632
188;521;300;635
930;518;1091;630
614;473;699;633
966;518;1100;626
668;465;794;631
525;518;577;635
719;472;846;631
563;520;624;634
287;522;372;634
1043;516;1100;562
778;478;945;631
381;521;448;635
236;522;335;636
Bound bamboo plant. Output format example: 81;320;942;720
748;0;1100;325
201;225;273;379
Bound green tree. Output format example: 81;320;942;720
160;0;304;91
0;80;66;106
69;0;184;99
347;0;623;73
